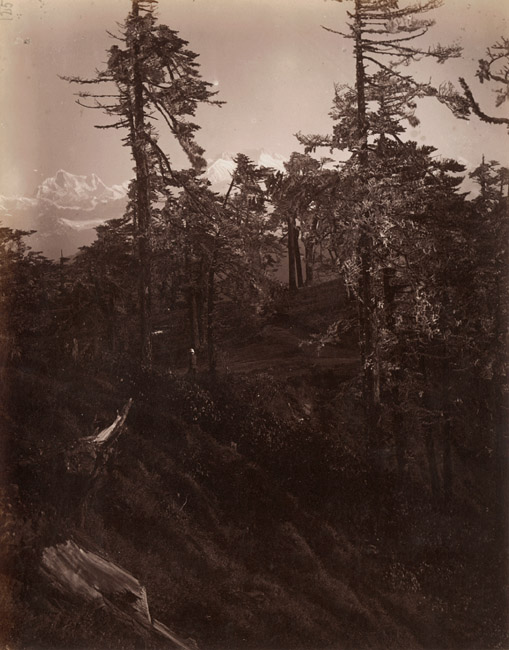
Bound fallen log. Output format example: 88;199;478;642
65;399;133;477
41;539;196;650
41;402;197;647
89;398;133;446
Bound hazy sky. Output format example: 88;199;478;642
1;0;508;196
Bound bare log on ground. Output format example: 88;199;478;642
65;399;133;477
41;539;197;650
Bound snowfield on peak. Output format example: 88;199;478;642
205;157;237;186
36;170;128;208
0;170;128;258
257;151;286;172
59;217;113;232
204;150;287;189
0;157;289;258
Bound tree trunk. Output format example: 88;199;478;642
305;215;319;285
294;226;304;288
354;0;368;161
107;296;117;353
196;287;204;348
390;374;406;485
287;214;297;292
207;249;218;373
358;230;380;452
383;267;396;332
493;275;508;547
131;0;152;366
196;256;207;346
353;1;380;454
383;267;404;481
439;350;453;506
492;378;508;544
304;239;314;286
188;287;200;351
420;358;441;502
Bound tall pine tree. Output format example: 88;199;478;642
63;0;222;365
299;0;467;460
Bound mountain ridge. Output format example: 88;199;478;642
0;172;129;258
0;150;288;258
35;169;129;207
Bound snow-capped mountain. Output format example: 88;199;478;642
0;152;287;259
36;170;128;208
0;171;129;259
205;154;237;186
257;151;287;172
204;150;287;190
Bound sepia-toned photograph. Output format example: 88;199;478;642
0;1;508;648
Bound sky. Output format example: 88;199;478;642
0;0;508;196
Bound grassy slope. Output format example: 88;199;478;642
1;280;506;650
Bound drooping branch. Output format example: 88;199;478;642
459;77;509;130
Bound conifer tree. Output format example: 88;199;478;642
204;154;279;371
63;0;222;366
266;153;334;291
0;228;57;361
299;0;467;458
467;159;509;538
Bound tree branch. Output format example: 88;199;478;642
459;77;509;129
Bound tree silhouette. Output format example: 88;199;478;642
63;0;222;365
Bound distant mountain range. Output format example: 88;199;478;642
36;170;129;207
206;150;286;189
0;151;287;259
0;171;130;259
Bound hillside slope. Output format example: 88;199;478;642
1;280;506;650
